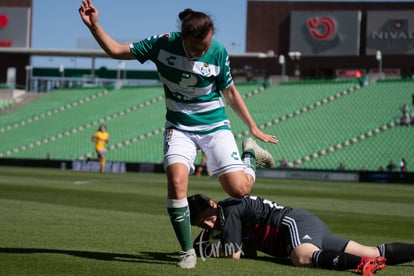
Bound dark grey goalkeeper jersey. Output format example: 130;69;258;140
217;195;349;258
218;195;292;257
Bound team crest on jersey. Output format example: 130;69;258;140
200;63;211;76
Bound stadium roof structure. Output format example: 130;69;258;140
0;47;275;59
0;47;109;58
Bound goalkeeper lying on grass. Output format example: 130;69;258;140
188;194;414;276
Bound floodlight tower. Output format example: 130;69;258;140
278;54;286;81
376;50;382;78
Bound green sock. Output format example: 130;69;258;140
167;199;193;251
242;149;257;171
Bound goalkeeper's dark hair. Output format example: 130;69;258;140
187;194;214;225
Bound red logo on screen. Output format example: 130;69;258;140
0;14;8;29
0;14;12;47
307;16;336;40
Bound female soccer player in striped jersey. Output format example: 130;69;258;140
79;0;278;269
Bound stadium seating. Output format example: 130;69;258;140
0;99;13;110
245;79;413;171
2;85;166;161
0;79;413;172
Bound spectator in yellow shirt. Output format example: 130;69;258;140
91;124;109;173
196;152;210;177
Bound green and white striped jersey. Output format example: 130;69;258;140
129;32;234;134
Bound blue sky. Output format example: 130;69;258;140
31;0;247;70
31;0;414;70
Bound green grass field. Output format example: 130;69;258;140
0;166;413;275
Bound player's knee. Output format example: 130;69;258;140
291;255;313;267
219;171;253;198
290;246;315;268
226;185;251;198
220;180;252;198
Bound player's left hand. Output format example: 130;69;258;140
250;127;279;144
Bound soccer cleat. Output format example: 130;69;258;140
354;256;387;276
242;138;275;168
177;248;197;269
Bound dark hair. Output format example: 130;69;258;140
178;8;214;39
187;194;214;225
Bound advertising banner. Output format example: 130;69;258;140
366;11;414;55
290;11;361;56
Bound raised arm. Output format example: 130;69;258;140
79;0;134;59
223;84;279;144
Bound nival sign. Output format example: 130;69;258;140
366;11;414;55
0;7;31;48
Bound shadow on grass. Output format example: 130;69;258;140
249;255;293;267
0;247;177;265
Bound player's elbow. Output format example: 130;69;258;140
106;45;133;60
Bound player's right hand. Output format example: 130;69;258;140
79;0;99;28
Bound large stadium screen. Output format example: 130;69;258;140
289;11;361;56
0;7;31;48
